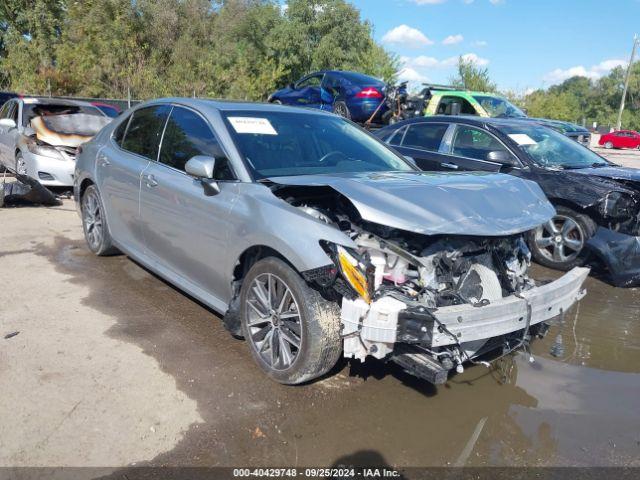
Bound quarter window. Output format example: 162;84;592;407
452;125;513;162
159;107;233;180
437;96;477;115
401;123;449;151
121;105;171;159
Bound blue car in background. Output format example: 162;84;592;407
268;70;387;124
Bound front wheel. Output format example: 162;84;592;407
15;153;27;175
604;141;614;149
529;206;596;271
240;257;342;384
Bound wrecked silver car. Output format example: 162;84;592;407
0;97;111;187
74;99;588;385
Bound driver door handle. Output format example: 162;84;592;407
441;162;459;170
143;173;158;187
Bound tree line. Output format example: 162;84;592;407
0;0;398;100
2;0;638;130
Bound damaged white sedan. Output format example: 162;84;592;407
0;97;111;186
74;99;589;385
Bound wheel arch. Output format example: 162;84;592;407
223;244;304;337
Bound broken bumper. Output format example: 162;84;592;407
426;267;589;347
341;267;589;361
585;227;640;287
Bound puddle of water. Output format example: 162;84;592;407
38;237;640;468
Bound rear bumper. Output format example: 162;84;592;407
586;227;640;287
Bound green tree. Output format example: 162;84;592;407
450;56;497;92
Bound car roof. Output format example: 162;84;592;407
378;115;535;131
140;97;337;117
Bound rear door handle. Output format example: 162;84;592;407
441;162;459;170
143;174;158;187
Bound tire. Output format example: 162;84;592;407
239;257;342;385
81;185;119;256
15;153;27;175
333;101;351;120
604;141;614;149
271;99;282;105
529;205;596;271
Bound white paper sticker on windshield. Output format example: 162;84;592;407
508;134;537;145
228;117;277;135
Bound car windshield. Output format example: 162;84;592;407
497;123;608;169
473;95;527;118
223;111;414;179
339;72;383;86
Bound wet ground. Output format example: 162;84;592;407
1;201;639;469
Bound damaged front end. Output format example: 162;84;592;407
275;177;589;385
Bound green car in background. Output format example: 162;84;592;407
421;85;592;147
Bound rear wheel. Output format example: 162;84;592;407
81;185;118;256
240;257;342;384
529;206;596;271
604;141;614;149
333;101;351;120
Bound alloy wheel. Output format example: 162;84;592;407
82;189;104;251
534;215;585;264
604;141;613;149
16;156;27;175
334;103;349;118
245;273;302;371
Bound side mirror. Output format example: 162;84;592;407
185;155;220;196
0;118;17;129
486;150;518;167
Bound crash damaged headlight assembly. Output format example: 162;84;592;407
26;138;64;160
321;242;373;303
600;191;637;219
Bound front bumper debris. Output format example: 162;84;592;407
586;227;640;287
341;267;589;363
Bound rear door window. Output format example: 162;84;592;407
121;105;170;160
159;106;234;179
401;123;449;151
451;125;512;161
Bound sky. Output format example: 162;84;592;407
346;0;639;92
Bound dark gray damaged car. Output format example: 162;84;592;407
74;99;589;385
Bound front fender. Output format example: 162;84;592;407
224;183;356;285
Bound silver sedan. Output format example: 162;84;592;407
74;98;588;385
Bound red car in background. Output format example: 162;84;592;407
599;130;640;149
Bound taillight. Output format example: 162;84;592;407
355;87;383;99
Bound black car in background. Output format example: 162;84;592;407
375;116;640;287
0;92;19;107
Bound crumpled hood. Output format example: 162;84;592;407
31;114;111;148
570;166;640;183
269;171;555;236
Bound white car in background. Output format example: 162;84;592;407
0;97;111;187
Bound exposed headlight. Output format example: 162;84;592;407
322;242;373;303
26;138;64;160
600;191;637;219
